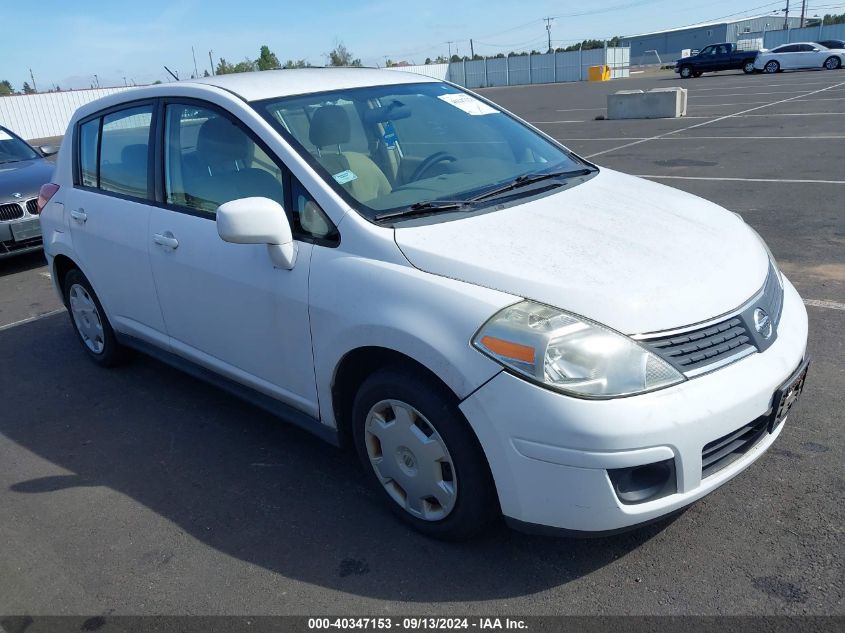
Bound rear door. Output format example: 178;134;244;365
147;100;321;416
65;101;167;345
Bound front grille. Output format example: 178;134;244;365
642;262;784;375
25;198;38;215
702;415;769;478
0;202;24;221
645;317;754;372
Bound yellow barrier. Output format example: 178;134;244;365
588;65;611;81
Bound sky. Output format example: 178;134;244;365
3;0;844;90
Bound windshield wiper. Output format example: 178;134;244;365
374;199;473;222
469;168;595;202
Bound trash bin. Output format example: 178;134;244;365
588;65;610;81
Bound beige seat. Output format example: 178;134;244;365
308;105;391;203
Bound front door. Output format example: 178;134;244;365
147;101;319;416
66;102;168;344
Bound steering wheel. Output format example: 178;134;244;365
410;151;458;182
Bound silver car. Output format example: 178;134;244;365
0;125;57;258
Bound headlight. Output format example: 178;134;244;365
473;301;685;399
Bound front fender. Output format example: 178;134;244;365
309;247;517;429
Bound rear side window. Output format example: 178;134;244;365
76;103;153;199
163;103;285;215
99;105;153;197
78;119;99;187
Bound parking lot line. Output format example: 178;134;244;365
803;299;845;311
635;175;845;185
585;78;845;159
0;309;65;332
560;135;845;141
686;80;840;91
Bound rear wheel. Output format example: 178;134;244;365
823;56;841;70
63;269;124;366
743;61;755;74
679;65;693;79
351;367;498;540
764;60;780;73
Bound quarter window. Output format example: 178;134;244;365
78;119;99;187
98;105;153;197
164;104;285;215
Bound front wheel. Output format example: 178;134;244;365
679;65;693;79
823;56;841;70
692;71;703;78
352;367;499;540
764;60;780;73
743;61;755;74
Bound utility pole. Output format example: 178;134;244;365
29;68;37;92
209;50;215;75
784;0;790;29
800;0;806;27
192;46;199;78
93;74;99;88
470;39;474;58
544;17;554;53
447;41;454;60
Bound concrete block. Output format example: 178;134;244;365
607;87;687;120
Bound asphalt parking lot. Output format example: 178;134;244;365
1;68;843;617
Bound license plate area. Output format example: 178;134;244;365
10;218;41;241
768;358;810;432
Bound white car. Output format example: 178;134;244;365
754;41;845;73
38;70;809;539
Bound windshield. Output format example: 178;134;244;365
254;82;588;220
0;128;40;164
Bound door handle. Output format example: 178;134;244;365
70;208;87;224
153;232;179;249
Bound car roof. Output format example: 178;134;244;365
180;67;441;101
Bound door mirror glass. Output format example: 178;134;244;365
216;197;297;269
39;144;60;157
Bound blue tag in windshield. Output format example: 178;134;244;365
383;121;398;148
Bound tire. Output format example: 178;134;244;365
743;61;755;74
764;60;780;74
679;65;693;79
351;366;499;540
823;56;841;70
62;268;125;367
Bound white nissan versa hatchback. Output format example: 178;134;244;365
39;69;809;539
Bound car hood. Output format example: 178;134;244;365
0;158;54;202
393;168;769;335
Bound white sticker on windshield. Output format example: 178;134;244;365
0;130;12;140
438;93;498;115
333;169;358;184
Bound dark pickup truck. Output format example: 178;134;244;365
674;43;759;78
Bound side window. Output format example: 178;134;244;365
164;104;284;215
700;46;713;55
78;119;99;187
290;176;338;243
99;105;153;197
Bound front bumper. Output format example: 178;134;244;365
460;277;808;533
0;217;43;258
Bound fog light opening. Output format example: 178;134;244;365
608;458;676;505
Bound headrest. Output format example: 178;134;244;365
196;116;249;170
121;144;147;167
309;105;351;149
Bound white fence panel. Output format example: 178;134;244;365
0;87;133;140
383;63;449;80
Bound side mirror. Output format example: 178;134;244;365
39;144;60;157
216;197;297;270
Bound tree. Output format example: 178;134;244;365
257;45;281;71
0;80;13;95
216;58;235;74
327;41;362;67
22;81;35;94
203;70;210;77
283;59;310;68
216;57;256;74
822;12;845;25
